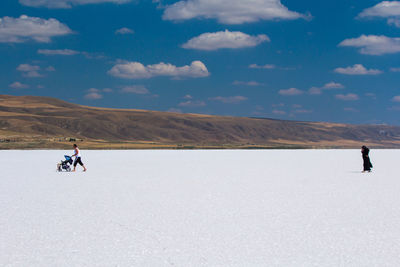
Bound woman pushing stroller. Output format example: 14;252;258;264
72;144;87;172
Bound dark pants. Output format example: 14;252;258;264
74;157;84;167
363;157;372;171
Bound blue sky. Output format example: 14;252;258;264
1;0;400;124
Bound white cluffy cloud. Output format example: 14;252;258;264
17;64;42;77
0;15;72;43
335;93;359;101
388;18;400;27
358;1;400;27
334;64;382;75
108;60;210;79
178;95;206;107
308;82;344;95
19;0;131;8
391;67;400;72
182;30;269;50
84;88;113;100
162;0;308;24
120;85;149;94
392;95;400;102
9;81;29;89
323;82;344;89
84;92;103;100
308;87;322;95
38;49;80;55
339;35;400;55
115;27;134;35
279;88;304;96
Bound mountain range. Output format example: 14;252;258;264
1;94;400;149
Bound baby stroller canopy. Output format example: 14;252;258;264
64;155;72;162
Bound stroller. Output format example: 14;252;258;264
57;155;73;172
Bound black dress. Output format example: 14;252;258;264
362;147;373;171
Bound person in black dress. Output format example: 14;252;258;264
361;146;373;172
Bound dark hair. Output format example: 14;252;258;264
73;144;77;148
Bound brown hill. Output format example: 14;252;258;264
1;94;400;149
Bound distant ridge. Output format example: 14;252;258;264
1;94;400;149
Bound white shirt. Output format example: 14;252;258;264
74;148;81;158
